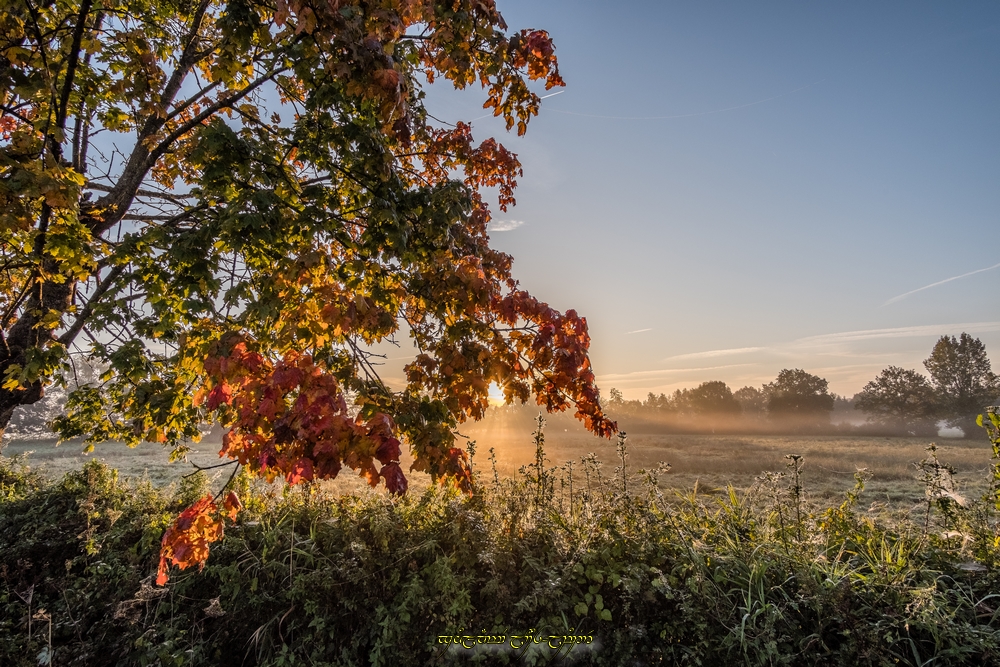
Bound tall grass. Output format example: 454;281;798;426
1;415;1000;666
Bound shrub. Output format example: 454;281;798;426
2;422;1000;666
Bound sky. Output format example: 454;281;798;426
405;0;1000;400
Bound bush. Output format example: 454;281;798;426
2;425;1000;666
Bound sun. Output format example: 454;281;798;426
487;383;506;407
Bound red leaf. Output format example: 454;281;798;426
285;458;314;485
157;495;224;585
223;492;242;520
380;461;408;495
206;381;233;411
375;435;402;465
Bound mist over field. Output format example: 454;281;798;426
4;332;996;498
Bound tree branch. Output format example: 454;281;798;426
0;279;32;330
57;264;126;347
85;181;194;203
163;79;223;123
137;0;212;141
56;0;93;131
71;11;104;172
0;105;32;125
146;65;288;167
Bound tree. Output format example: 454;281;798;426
608;388;625;406
734;385;765;419
604;387;642;416
684;381;741;416
643;391;671;412
1;1;616;578
854;366;936;433
923;333;998;430
764;369;834;426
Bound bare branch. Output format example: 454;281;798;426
163;79;223;123
57;0;94;131
121;214;184;222
58;264;126;347
85;182;194;203
147;65;288;166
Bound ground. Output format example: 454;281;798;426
4;414;991;517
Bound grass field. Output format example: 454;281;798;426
464;420;992;513
4;413;994;518
4;417;1000;666
0;438;225;486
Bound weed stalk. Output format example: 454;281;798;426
616;431;629;496
784;455;804;542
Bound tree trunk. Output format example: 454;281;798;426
0;263;76;436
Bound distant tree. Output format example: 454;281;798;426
669;388;690;414
923;333;999;431
831;394;855;411
604;388;642;416
4;360;101;440
854;366;937;433
608;388;626;407
685;381;742;416
829;393;860;426
5;388;64;439
734;386;766;418
643;392;671;412
764;369;835;425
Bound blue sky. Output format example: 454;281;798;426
416;1;1000;398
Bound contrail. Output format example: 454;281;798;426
626;328;652;334
884;262;1000;305
466;89;566;122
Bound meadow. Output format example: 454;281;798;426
462;419;993;513
3;415;1000;666
3;414;992;515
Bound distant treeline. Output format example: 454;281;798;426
5;334;998;442
597;333;998;438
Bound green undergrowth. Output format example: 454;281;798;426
3;417;1000;666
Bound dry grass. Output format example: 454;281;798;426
4;414;995;514
0;436;433;496
461;413;995;514
0;437;224;484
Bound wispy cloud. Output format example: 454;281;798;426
662;346;764;362
656;323;1000;367
602;321;1000;399
598;364;757;382
884;263;1000;305
488;219;525;232
791;322;1000;347
627;328;652;335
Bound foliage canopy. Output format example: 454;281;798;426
0;0;616;575
924;333;998;427
764;368;835;424
854;365;937;433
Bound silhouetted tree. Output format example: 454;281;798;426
764;369;835;427
605;388;643;417
734;386;766;419
608;388;626;407
924;333;998;433
643;392;672;412
684;381;742;416
855;366;937;434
